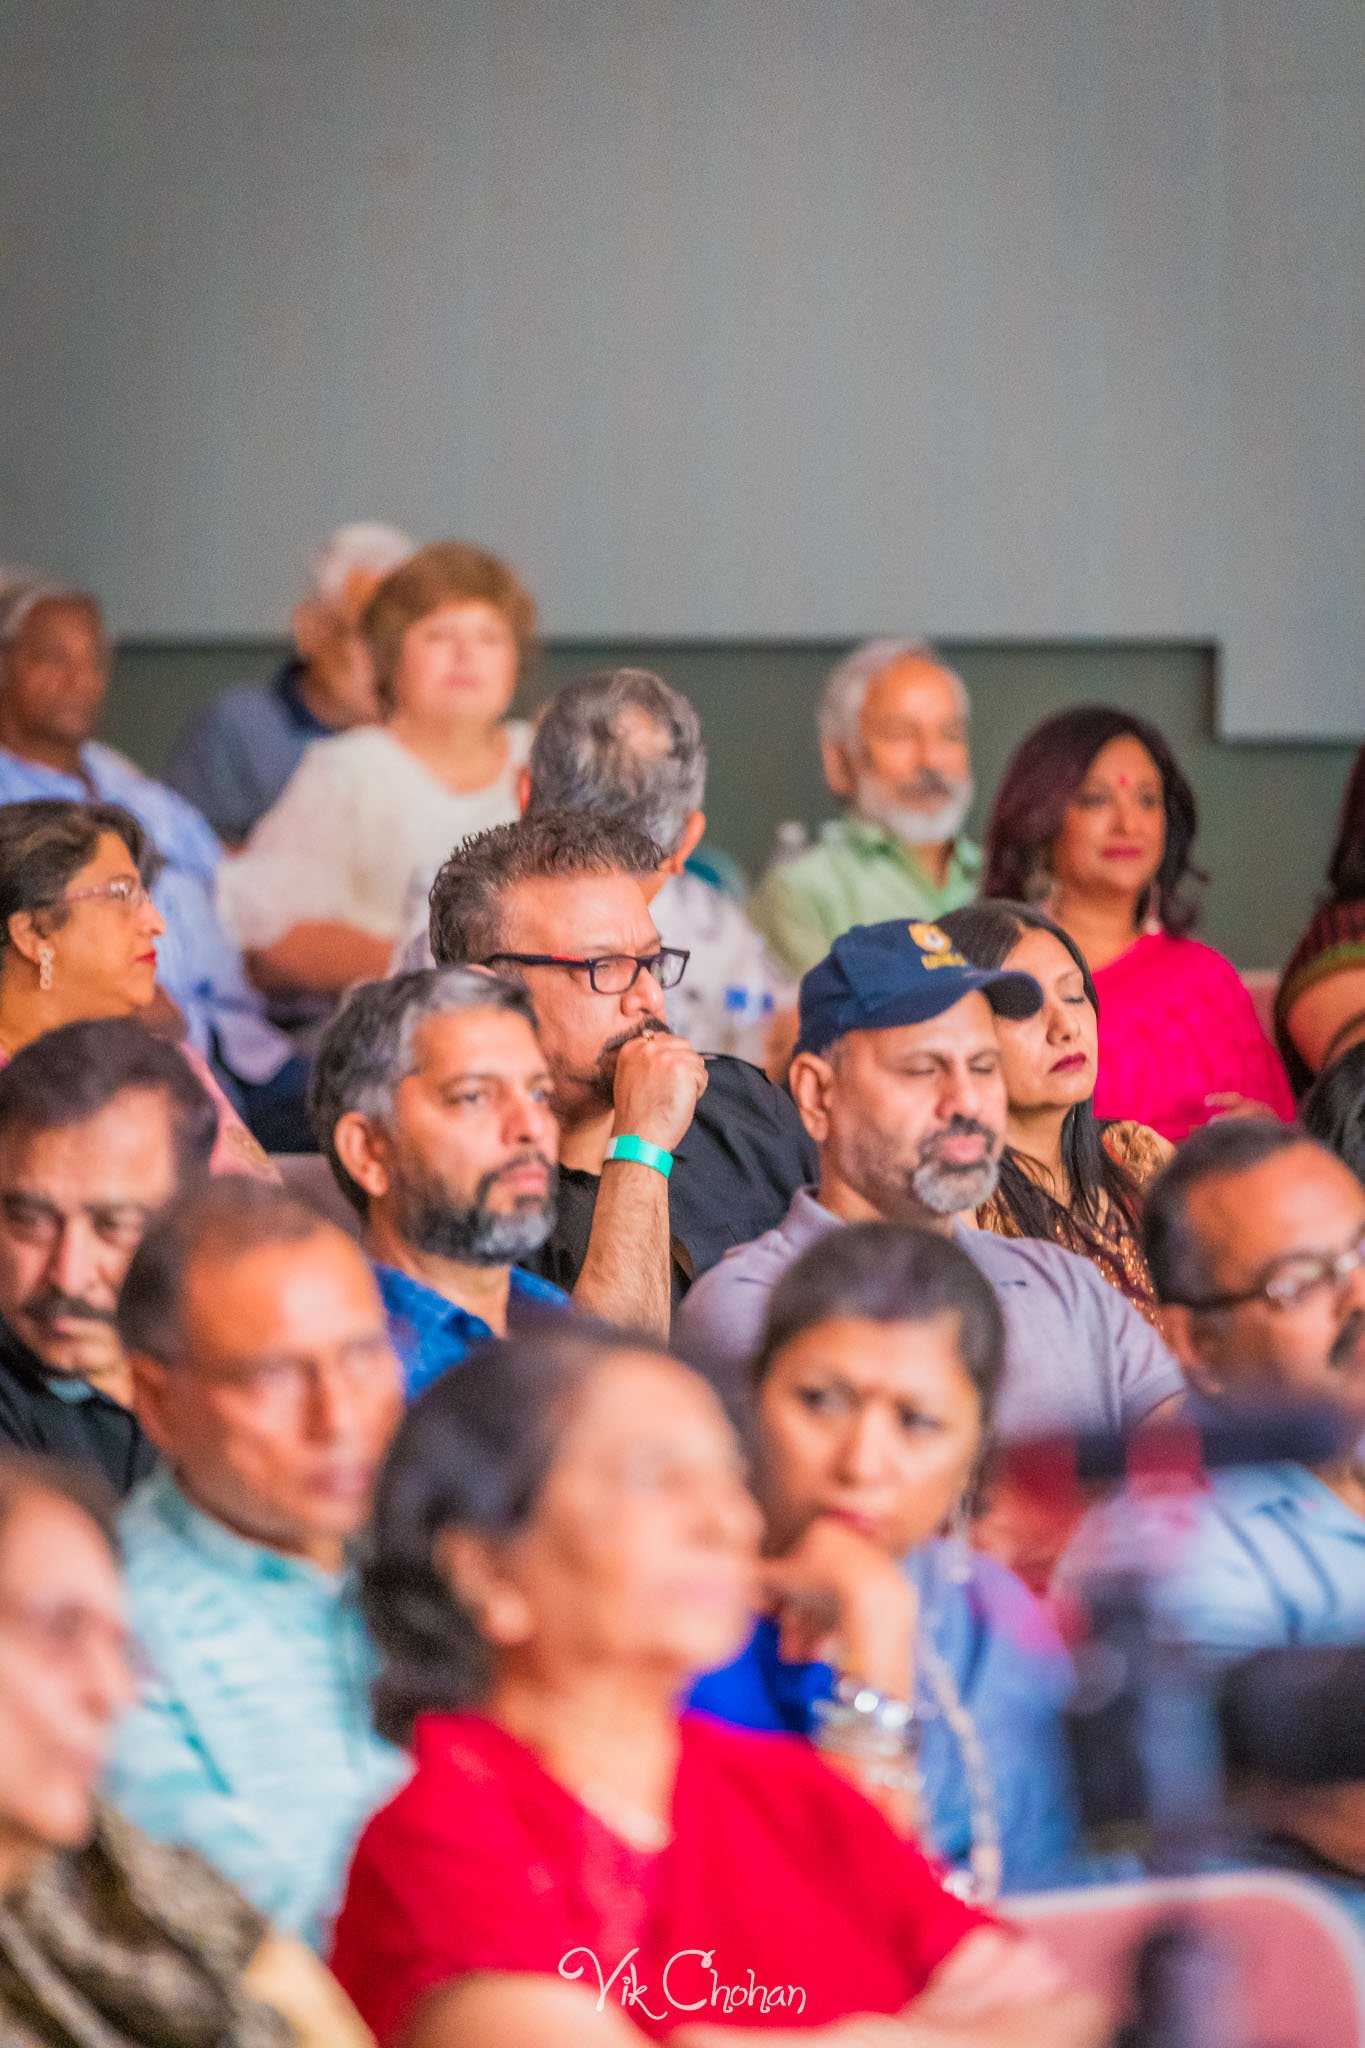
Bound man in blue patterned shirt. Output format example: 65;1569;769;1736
309;967;570;1398
107;1177;407;1949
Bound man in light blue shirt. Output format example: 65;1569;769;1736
107;1177;407;1948
0;580;298;1131
308;967;570;1397
1060;1119;1365;1655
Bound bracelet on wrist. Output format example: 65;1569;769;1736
604;1133;675;1179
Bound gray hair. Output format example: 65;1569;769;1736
0;570;95;647
308;967;538;1213
525;669;707;857
817;638;970;750
309;522;414;609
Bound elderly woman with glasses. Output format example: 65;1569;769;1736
0;799;270;1175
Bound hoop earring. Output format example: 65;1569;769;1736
37;946;54;993
1140;882;1164;937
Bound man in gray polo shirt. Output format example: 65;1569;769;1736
675;917;1184;1439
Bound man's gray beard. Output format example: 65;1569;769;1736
856;774;974;849
395;1162;557;1267
911;1152;1001;1216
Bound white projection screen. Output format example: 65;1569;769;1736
2;0;1361;738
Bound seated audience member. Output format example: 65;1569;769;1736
1302;1042;1365;1185
752;640;980;978
675;920;1183;1440
0;799;271;1174
427;815;818;1324
982;707;1294;1142
1058;1120;1365;1656
0;1454;373;2046
167;520;413;845
219;541;534;1001
309;968;571;1389
106;1178;407;1950
521;668;793;1062
331;1323;1101;2047
939;901;1168;1323
0;578;299;1138
690;1223;1080;1898
0;1019;217;1490
1276;742;1365;1093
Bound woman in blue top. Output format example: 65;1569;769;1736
689;1220;1081;1900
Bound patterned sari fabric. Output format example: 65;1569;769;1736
1275;896;1365;1095
0;1805;292;2048
976;1121;1169;1327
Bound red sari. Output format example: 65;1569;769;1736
1091;932;1294;1143
331;1711;990;2044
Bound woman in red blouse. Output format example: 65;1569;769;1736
331;1324;1103;2047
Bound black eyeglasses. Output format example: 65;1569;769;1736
1169;1224;1365;1314
481;949;690;995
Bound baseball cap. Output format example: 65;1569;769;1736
796;918;1042;1058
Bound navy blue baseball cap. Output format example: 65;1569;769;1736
795;918;1043;1057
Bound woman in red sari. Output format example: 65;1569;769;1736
331;1324;1103;2047
983;708;1293;1144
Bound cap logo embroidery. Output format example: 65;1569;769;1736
908;922;966;969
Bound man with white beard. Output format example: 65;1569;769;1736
753;640;981;977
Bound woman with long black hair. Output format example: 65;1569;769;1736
939;900;1168;1324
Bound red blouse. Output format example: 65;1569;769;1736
331;1710;990;2043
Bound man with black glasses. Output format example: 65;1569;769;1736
426;814;817;1328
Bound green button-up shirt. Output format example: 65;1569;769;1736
751;816;983;977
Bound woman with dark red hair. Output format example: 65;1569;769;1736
983;707;1292;1143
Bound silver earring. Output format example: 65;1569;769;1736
37;947;54;993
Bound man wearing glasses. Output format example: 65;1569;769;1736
1059;1116;1365;1657
426;813;818;1330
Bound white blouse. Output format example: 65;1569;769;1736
217;721;530;949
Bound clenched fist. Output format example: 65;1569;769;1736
611;1027;708;1154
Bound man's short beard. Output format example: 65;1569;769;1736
912;1152;1000;1215
856;771;974;849
394;1155;557;1267
583;1021;673;1108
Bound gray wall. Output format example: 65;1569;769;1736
4;2;1362;737
108;638;1357;971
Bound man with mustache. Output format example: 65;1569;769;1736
677;919;1185;1439
309;968;575;1392
1060;1119;1365;1654
0;1017;218;1490
425;815;818;1331
753;640;982;977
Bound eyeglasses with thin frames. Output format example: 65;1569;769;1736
1170;1222;1365;1314
62;876;154;915
481;949;690;995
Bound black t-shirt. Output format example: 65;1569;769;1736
0;1317;155;1496
520;1055;819;1308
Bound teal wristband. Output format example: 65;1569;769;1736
604;1134;675;1180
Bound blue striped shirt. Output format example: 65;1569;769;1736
106;1468;407;1948
376;1260;569;1399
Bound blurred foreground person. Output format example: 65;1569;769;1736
982;707;1293;1141
0;1020;217;1489
310;968;571;1390
107;1179;407;1948
1057;1120;1365;1652
167;521;414;845
332;1323;1103;2047
0;1453;372;2045
690;1224;1080;1897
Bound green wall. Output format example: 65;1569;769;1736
108;639;1357;972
